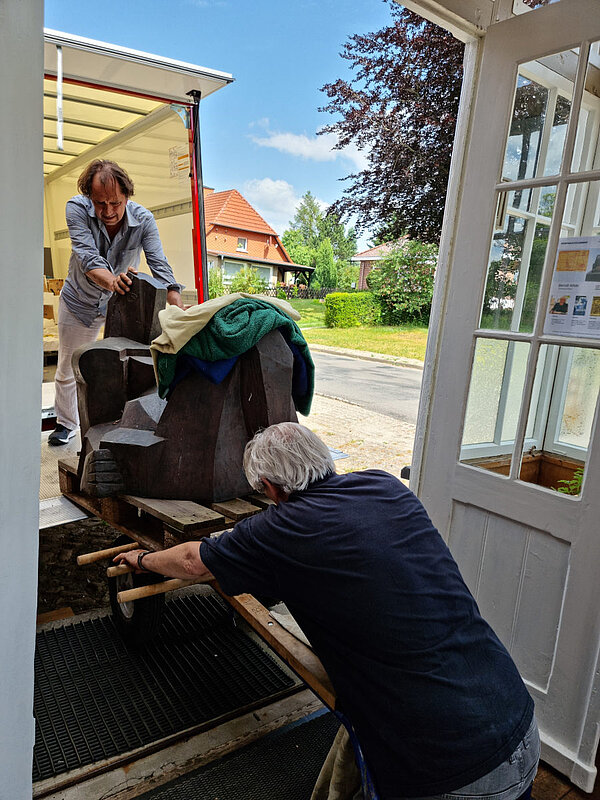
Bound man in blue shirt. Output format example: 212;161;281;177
49;159;184;445
115;423;539;800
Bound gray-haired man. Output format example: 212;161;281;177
115;422;539;800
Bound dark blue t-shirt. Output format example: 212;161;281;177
200;470;533;798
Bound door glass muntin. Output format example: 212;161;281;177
481;186;556;333
460;338;531;471
516;344;600;494
462;42;600;497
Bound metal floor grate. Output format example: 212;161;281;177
136;711;340;800
33;594;297;782
39;496;88;529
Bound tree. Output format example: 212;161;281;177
288;191;322;251
313;238;337;289
282;228;315;269
282;191;357;285
318;213;357;263
367;240;438;324
320;1;464;244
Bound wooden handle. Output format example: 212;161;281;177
77;541;139;566
116;578;195;603
107;564;134;577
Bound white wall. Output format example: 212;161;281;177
0;0;43;796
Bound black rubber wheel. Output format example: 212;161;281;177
108;536;165;647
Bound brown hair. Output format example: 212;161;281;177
77;160;135;198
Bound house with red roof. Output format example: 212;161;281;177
204;189;313;287
351;238;409;290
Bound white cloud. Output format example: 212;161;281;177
250;128;368;172
249;117;270;129
242;177;328;235
242;178;301;235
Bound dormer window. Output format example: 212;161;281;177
236;237;248;252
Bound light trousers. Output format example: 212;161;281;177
54;295;104;430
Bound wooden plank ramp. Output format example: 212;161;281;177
212;586;336;710
122;496;226;532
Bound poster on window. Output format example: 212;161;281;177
543;236;600;338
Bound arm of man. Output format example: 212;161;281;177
113;541;214;581
86;267;132;294
66;199;132;294
140;213;185;308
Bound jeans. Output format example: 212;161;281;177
404;715;540;800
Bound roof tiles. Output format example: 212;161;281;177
204;189;277;236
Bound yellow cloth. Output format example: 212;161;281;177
311;726;363;800
150;292;300;356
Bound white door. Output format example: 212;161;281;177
415;0;600;789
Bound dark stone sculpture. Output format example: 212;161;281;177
73;274;298;503
585;254;600;283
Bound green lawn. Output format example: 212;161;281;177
287;298;428;361
302;325;429;361
287;298;327;328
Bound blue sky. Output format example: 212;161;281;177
44;0;394;250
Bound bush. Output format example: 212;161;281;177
325;292;380;328
208;266;225;299
336;260;360;291
367;240;438;324
229;266;268;294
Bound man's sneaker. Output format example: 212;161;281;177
48;424;76;446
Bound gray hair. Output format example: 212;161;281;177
243;422;335;495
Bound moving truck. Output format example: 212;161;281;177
43;29;233;304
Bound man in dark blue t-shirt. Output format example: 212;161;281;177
115;422;539;800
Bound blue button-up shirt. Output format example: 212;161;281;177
61;195;183;326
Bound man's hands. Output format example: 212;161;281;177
113;548;151;574
87;267;188;307
87;266;136;294
113;541;215;582
115;269;136;294
167;289;186;309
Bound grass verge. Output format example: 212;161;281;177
302;325;429;362
286;297;428;360
287;298;327;328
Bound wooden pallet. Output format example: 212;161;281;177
59;455;336;709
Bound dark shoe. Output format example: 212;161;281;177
48;424;76;446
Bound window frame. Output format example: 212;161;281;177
459;40;600;490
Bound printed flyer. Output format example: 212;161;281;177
543;236;600;339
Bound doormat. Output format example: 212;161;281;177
33;593;298;782
137;711;340;800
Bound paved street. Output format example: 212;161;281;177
311;350;423;425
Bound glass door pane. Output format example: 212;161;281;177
460;338;530;472
502;52;579;183
518;345;600;494
481;187;557;332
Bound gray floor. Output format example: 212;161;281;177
40;377;87;532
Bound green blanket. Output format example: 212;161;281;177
155;297;314;415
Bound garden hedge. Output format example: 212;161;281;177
324;291;380;328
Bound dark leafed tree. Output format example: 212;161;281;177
320;0;464;244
